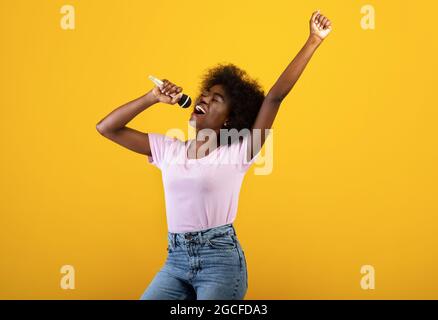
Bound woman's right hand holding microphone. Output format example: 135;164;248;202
150;79;184;105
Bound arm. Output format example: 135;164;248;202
96;80;183;156
249;11;332;160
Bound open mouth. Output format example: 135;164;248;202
193;104;207;115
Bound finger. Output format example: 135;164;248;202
164;82;172;94
163;82;173;94
160;79;168;92
321;17;328;26
166;84;177;96
317;14;323;27
171;86;182;96
169;84;179;95
171;92;183;104
325;20;332;27
165;81;175;94
311;10;319;22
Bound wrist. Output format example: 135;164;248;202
307;33;323;47
144;89;159;105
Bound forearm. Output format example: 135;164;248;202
268;34;322;101
96;90;158;134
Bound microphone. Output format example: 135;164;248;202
148;75;192;108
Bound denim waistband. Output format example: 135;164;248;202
168;223;237;246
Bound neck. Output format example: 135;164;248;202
193;128;222;149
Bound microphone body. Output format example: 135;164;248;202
148;75;192;108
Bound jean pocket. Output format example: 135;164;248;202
206;234;237;250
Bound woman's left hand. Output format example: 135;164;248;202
310;10;332;40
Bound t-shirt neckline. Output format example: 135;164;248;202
185;139;223;161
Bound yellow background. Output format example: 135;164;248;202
1;0;437;299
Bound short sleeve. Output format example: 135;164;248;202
147;133;177;169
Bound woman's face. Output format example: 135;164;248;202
189;84;230;132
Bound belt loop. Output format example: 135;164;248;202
198;231;203;245
231;223;237;236
173;233;177;247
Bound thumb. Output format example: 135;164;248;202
161;94;172;104
170;92;184;105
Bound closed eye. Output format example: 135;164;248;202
201;92;222;103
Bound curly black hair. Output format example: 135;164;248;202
197;63;265;133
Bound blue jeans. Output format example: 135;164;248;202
140;223;248;300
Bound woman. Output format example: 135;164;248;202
96;11;332;300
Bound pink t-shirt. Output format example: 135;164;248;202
147;133;261;233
